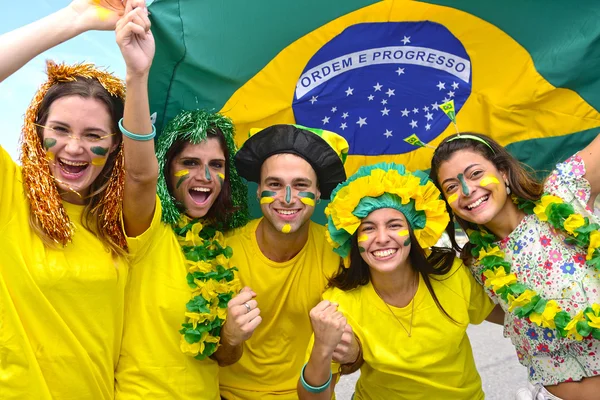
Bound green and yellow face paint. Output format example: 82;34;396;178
357;233;368;253
260;190;276;205
204;165;212;181
217;172;225;184
175;169;190;189
398;229;410;246
457;173;470;196
479;176;500;187
92;157;107;166
284;185;292;203
43;138;56;161
298;191;316;207
281;223;292;233
90;146;109;156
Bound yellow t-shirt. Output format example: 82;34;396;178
0;146;128;399
115;198;220;399
319;258;494;400
219;218;340;400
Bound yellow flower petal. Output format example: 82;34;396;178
507;289;537;312
564;214;585;236
478;246;504;261
533;195;563;222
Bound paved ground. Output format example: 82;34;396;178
334;321;527;399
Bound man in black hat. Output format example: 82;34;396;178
219;124;352;399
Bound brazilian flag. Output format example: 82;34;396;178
148;0;600;208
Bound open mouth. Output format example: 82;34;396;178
275;208;301;220
58;158;89;178
466;195;489;210
372;248;398;259
189;187;211;205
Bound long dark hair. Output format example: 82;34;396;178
164;127;235;229
429;132;544;264
34;77;124;254
328;228;458;323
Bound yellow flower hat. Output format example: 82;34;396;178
324;163;449;262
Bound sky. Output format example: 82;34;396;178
0;1;127;161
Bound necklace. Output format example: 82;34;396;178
468;194;600;341
373;276;417;338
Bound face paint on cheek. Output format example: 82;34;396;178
357;234;368;253
260;190;276;204
46;151;55;161
90;146;109;156
447;193;458;204
281;224;291;233
175;169;190;189
43;138;57;150
457;173;470;196
403;237;411;246
480;176;500;187
204;165;212;181
298;191;316;207
285;185;292;203
217;173;225;184
92;157;107;166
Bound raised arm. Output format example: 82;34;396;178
116;0;158;237
298;300;347;400
0;0;123;83
579;133;600;207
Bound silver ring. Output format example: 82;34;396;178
244;302;251;313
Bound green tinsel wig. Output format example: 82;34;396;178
155;110;249;230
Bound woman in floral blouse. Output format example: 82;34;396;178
430;132;600;400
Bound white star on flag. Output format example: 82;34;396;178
322;116;330;124
384;129;393;138
373;82;383;91
345;87;354;96
368;95;375;101
310;96;318;104
412;108;419;114
381;107;390;116
443;97;450;103
386;88;395;97
423;106;429;112
381;99;388;105
356;117;367;127
401;109;410;117
425;123;431;131
447;90;455;98
452;82;459;90
431;102;439;110
342;112;349;119
401;36;411;45
409;120;418;128
436;81;446;90
340;122;347;130
425;112;433;121
396;67;405;76
331;106;337;113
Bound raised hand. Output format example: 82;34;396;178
332;322;359;365
69;0;125;32
220;287;262;347
309;300;346;355
116;0;154;76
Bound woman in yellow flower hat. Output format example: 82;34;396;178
112;3;253;398
298;162;497;400
431;132;600;399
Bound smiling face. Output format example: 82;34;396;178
436;149;511;226
257;153;320;234
41;95;117;203
358;208;412;273
168;138;226;219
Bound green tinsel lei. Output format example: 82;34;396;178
155;109;249;230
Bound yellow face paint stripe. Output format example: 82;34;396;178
217;173;225;181
480;176;500;187
357;234;368;242
46;151;55;161
447;193;458;204
260;197;275;204
398;230;409;237
92;158;107;166
175;169;190;177
281;224;292;233
300;197;315;206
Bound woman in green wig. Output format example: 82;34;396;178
112;8;254;398
298;163;500;400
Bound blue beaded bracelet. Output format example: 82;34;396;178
300;363;332;394
118;118;156;141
